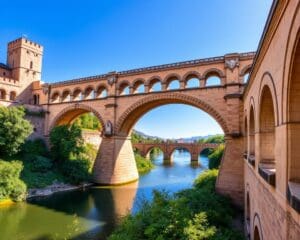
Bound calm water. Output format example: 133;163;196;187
0;151;209;240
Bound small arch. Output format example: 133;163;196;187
246;192;251;237
145;147;164;160
205;75;222;87
84;86;95;99
170;147;191;163
73;88;83;101
203;68;224;79
9;91;16;101
33;94;39;105
50;91;60;103
118;81;131;95
249;103;255;159
164;74;181;90
259;85;276;163
244;115;248;154
148;77;162;92
132;79;145;94
0;89;6;100
61;89;71;102
240;64;252;83
287;33;300;183
184;72;201;88
96;85;108;98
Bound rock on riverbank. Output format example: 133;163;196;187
27;182;93;199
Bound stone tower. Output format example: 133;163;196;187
7;37;43;103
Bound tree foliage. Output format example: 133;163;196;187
73;113;101;131
208;144;225;169
0;106;33;157
49;124;84;163
199;134;225;144
0;160;27;201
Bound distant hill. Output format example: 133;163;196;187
132;130;221;143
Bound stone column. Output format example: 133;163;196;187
93;135;139;185
191;152;199;163
180;80;185;90
200;79;206;88
162;83;167;91
216;135;244;208
144;84;149;93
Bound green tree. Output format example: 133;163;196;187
73;113;101;131
208;144;225;169
49;124;84;163
0;106;33;157
0;160;27;201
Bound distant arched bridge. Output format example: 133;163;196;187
132;142;220;163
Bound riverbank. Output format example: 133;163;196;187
27;182;93;199
109;169;245;240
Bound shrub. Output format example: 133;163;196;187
208;144;225;169
0;106;33;157
109;169;244;240
60;159;90;184
21;138;48;157
49;124;84;163
135;153;154;174
0;160;27;201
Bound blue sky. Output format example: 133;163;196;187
0;0;272;138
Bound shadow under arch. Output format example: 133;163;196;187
116;93;229;136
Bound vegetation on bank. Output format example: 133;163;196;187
208;144;225;170
0;106;98;202
109;169;244;240
135;153;155;175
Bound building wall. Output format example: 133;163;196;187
243;0;300;239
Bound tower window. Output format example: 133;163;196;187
30;61;33;69
3;72;6;76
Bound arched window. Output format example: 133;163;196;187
287;36;300;212
133;80;145;94
9;91;16;101
149;79;162;92
249;106;255;166
186;76;200;88
33;94;39;105
73;89;83;101
244;117;248;158
84;87;95;99
206;75;221;86
51;92;60;103
119;82;130;95
96;86;108;98
259;86;276;187
61;90;71;102
166;76;180;90
244;72;250;83
246;193;251;237
254;226;261;240
0;89;7;100
30;61;33;69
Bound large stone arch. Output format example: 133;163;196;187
48;103;105;133
116;93;229;136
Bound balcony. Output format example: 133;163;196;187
248;154;255;167
287;181;300;213
258;161;276;187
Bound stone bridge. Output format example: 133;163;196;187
30;51;254;204
19;52;255;202
133;142;220;163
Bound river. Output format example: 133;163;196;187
0;151;209;240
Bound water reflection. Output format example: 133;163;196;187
0;150;208;240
